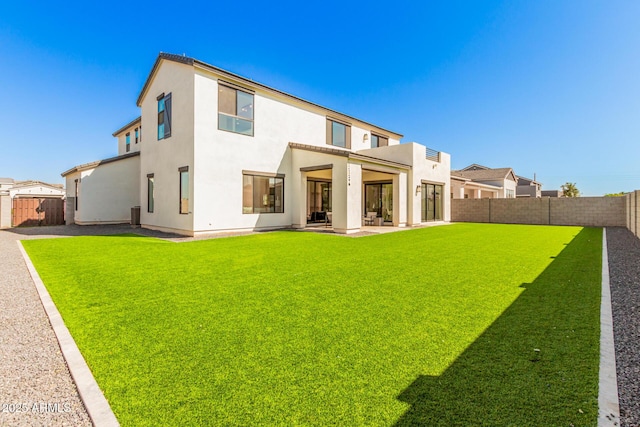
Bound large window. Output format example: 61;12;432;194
242;173;284;214
126;132;131;152
506;189;515;198
158;93;172;140
219;84;254;136
147;174;154;213
421;183;443;221
326;119;351;148
179;167;189;214
371;133;388;148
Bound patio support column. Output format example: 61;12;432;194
393;172;407;227
332;161;362;234
291;171;307;229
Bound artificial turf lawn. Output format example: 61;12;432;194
22;223;602;426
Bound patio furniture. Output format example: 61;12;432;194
364;211;377;226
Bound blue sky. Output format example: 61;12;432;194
1;1;639;195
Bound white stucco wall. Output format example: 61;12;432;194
9;185;65;199
69;156;140;224
189;66;404;234
138;60;195;235
115;121;142;156
0;193;11;228
358;143;451;224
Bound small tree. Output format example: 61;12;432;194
561;182;580;197
604;192;625;197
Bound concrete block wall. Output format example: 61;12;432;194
490;198;551;224
550;197;626;227
451;199;490;223
626;190;639;238
451;196;627;227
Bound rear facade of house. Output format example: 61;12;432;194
62;53;451;236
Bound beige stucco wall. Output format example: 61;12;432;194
452;196;626;227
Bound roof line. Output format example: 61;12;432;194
137;52;403;138
112;116;142;137
289;142;411;169
61;152;140;177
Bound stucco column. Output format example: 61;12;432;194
332;161;362;234
393;173;407;227
291;171;307;229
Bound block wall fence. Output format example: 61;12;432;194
627;190;640;239
452;191;640;239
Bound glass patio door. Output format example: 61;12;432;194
365;183;393;222
421;183;443;222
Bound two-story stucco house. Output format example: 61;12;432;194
62;53;451;236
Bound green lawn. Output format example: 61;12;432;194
22;223;602;426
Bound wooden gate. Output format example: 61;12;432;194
12;198;65;227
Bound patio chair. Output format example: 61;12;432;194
364;211;377;226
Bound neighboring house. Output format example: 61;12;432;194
450;164;517;199
516;175;542;198
62;52;451;236
542;190;564;197
0;179;65;228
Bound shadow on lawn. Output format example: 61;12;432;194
394;227;601;426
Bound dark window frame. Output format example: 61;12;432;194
218;82;254;136
179;166;189;214
125;132;131;152
242;172;285;214
135;128;139;144
371;133;388;148
326;118;351;148
147;173;154;213
157;93;172;140
74;179;79;211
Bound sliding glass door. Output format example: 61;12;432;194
365;182;393;222
307;180;332;222
421;183;443;222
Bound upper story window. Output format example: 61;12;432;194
125;133;131;152
135;128;139;144
326;118;351;149
371;133;388;148
157;93;172;140
218;83;254;136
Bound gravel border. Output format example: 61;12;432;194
0;230;92;426
606;227;640;427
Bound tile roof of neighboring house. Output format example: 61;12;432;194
112;116;142;137
136;52;403;139
452;168;515;181
61;152;140;177
0;177;15;184
450;171;471;181
460;163;492;171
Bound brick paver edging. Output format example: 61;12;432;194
599;228;620;426
17;241;120;427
